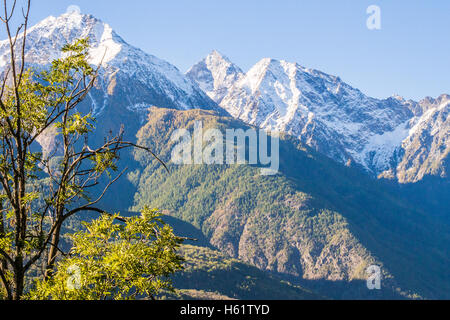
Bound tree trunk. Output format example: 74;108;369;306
12;259;24;300
0;202;12;300
45;222;62;279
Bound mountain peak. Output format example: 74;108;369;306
31;12;104;35
203;50;238;70
0;12;125;67
208;49;228;60
186;50;243;103
255;57;278;68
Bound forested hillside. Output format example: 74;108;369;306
125;107;449;299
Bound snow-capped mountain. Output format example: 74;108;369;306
186;50;244;104
187;51;449;182
0;12;220;139
1;11;447;183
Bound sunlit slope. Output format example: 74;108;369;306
129;107;449;299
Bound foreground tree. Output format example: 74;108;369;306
0;0;168;299
28;208;184;300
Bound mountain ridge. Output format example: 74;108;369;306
187;51;449;183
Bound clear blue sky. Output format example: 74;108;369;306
11;0;450;100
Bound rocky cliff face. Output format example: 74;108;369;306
386;95;450;183
187;51;449;183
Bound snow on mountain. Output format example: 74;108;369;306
0;11;446;183
186;50;244;104
391;95;450;182
188;52;449;182
0;11;219;116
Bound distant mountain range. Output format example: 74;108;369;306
2;11;448;299
3;12;446;184
187;51;449;183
